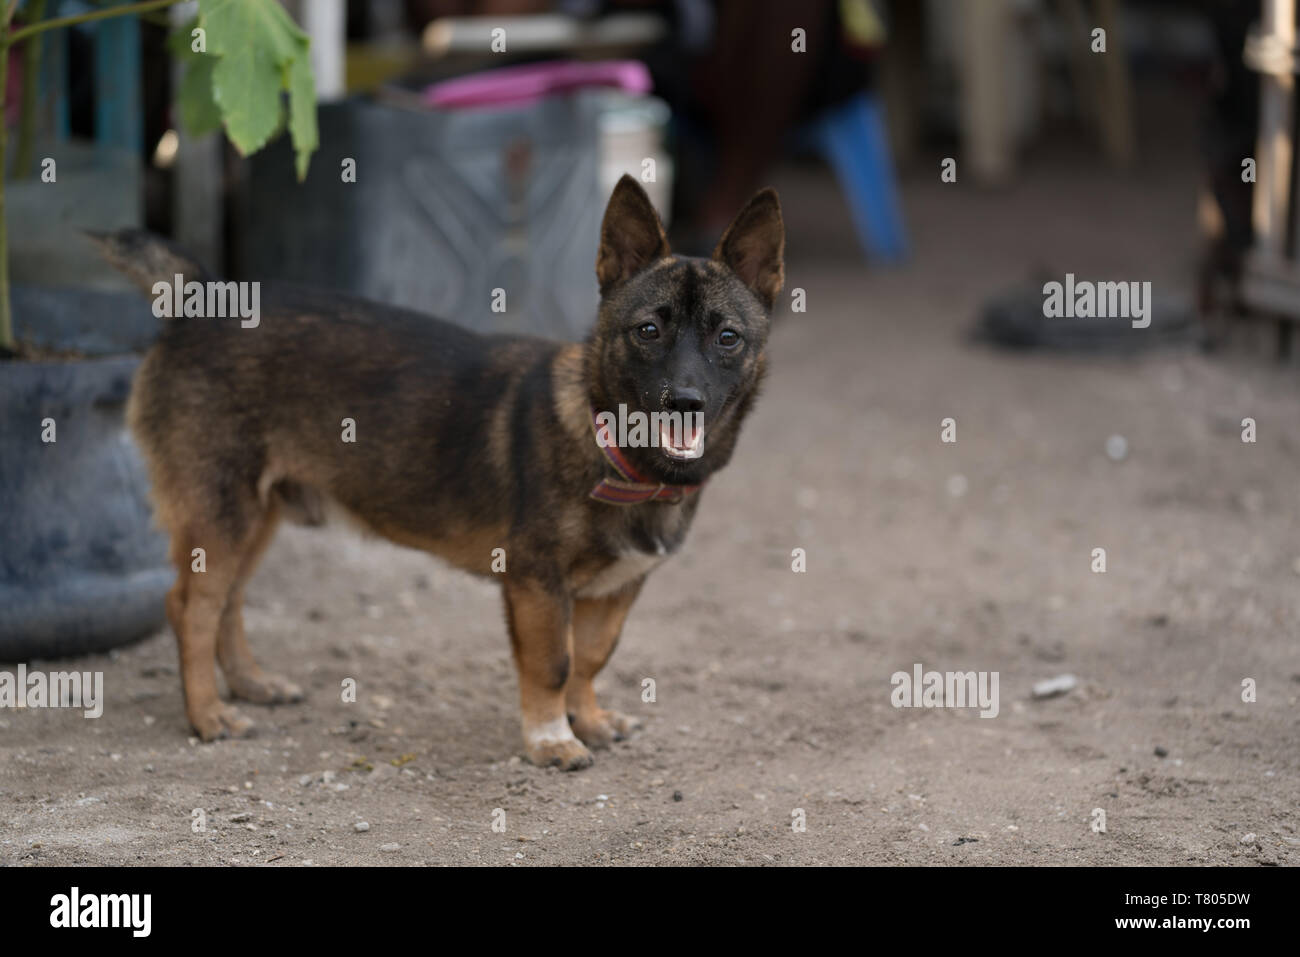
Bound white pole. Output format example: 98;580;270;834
301;0;347;101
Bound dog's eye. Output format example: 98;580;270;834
635;322;660;341
717;329;741;349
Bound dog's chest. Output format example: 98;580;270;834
574;550;667;598
574;509;690;599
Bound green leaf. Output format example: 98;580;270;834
194;0;318;168
177;56;222;137
209;38;282;155
200;0;306;63
287;54;318;181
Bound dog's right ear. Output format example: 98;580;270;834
596;174;670;293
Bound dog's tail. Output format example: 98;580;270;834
85;229;215;309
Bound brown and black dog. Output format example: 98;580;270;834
98;175;783;769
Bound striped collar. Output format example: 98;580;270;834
588;409;704;505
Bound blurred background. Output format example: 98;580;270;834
4;0;1299;656
5;0;1299;651
6;0;1290;344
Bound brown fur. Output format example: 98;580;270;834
110;176;784;769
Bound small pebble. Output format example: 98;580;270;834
379;842;400;853
355;821;370;832
1032;674;1078;699
1154;746;1169;758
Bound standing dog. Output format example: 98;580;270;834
101;175;783;769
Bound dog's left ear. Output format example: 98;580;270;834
712;188;785;310
596;174;671;293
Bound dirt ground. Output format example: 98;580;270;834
4;136;1299;867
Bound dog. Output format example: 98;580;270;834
97;175;784;769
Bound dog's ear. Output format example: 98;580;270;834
596;174;670;293
712;188;785;310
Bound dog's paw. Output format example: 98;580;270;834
189;701;256;741
527;737;594;770
227;671;305;706
569;708;642;749
523;719;594;770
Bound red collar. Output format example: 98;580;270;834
589;409;704;505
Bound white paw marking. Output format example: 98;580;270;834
526;716;578;747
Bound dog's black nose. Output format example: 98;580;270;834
667;387;704;413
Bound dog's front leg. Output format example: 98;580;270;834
502;578;593;770
567;582;644;748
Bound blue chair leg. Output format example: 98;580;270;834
817;92;908;263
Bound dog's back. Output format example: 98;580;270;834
114;247;565;576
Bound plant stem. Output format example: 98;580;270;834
0;33;11;350
13;0;46;180
0;0;184;350
8;0;181;45
0;0;187;350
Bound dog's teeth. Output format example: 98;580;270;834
658;420;704;458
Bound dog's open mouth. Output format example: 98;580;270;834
660;418;704;460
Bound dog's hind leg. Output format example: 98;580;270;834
216;502;305;706
167;525;257;741
566;582;644;749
